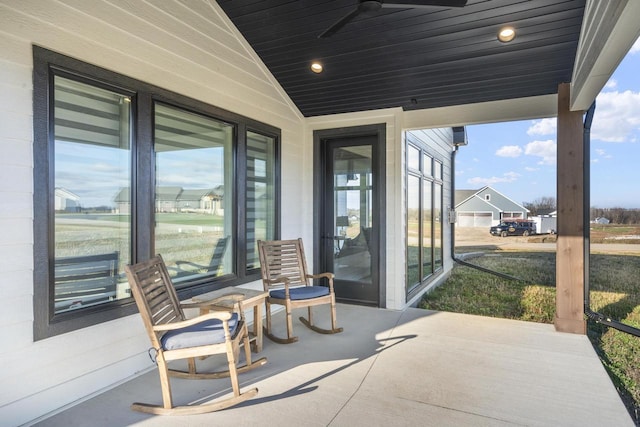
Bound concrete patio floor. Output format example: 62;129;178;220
33;304;633;426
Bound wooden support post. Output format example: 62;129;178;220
555;83;587;334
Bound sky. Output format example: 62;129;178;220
456;37;640;209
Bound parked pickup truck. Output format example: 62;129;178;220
490;221;536;237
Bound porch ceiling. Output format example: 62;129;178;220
216;0;586;117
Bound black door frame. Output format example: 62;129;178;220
313;124;386;308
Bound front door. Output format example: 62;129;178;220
314;126;385;306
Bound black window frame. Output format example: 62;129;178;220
405;136;444;300
33;46;280;340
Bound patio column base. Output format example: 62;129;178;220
554;316;586;334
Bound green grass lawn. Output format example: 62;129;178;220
420;251;640;423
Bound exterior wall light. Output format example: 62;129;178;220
498;26;516;43
311;62;323;73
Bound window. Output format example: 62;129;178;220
52;76;132;315
485;194;491;201
153;104;234;282
33;47;280;339
405;140;444;296
246;131;277;270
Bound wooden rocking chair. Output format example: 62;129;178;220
258;238;343;344
125;255;267;415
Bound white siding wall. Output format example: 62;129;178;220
0;1;306;424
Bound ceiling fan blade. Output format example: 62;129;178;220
381;0;467;8
318;7;362;39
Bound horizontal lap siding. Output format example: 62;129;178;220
0;0;304;424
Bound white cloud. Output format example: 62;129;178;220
524;166;538;172
525;139;556;165
467;171;520;187
527;118;556;136
592;90;640;142
495;145;522;157
595;149;605;156
605;79;618;90
630;36;640;54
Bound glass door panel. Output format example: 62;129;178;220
328;144;377;304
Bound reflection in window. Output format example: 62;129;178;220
53;76;131;313
35;47;281;338
407;175;420;286
405;135;444;294
154;104;233;282
422;181;432;279
423;153;432;176
246;131;276;270
435;181;443;269
434;160;442;179
408;144;420;170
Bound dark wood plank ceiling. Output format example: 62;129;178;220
217;0;585;117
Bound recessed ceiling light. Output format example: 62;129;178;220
311;62;323;73
498;26;516;43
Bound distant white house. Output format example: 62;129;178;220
54;187;80;212
593;217;610;225
455;186;529;227
114;186;224;214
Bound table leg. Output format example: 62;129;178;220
253;303;263;353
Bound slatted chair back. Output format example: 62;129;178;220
125;255;185;348
258;238;309;290
258;238;342;343
124;254;267;415
54;251;119;312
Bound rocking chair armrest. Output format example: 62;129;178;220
306;272;334;280
306;272;335;291
174;260;206;269
265;276;292;298
152;311;233;332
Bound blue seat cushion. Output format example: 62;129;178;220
270;286;330;300
160;313;239;351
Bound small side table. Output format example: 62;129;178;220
191;288;268;353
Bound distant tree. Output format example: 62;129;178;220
523;197;556;216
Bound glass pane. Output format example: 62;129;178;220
246;131;276;270
53;76;131;314
407;174;420;288
422;180;433;279
434;160;442;180
154;103;233;282
423;153;432;176
333;146;372;285
435;183;443;269
407;144;420;170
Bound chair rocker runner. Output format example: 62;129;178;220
125;255;266;415
258;238;343;344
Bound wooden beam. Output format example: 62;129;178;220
555;83;586;334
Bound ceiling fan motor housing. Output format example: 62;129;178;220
360;1;383;12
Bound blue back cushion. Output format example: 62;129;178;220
270;286;329;300
160;313;239;351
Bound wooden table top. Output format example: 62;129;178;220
191;287;267;307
